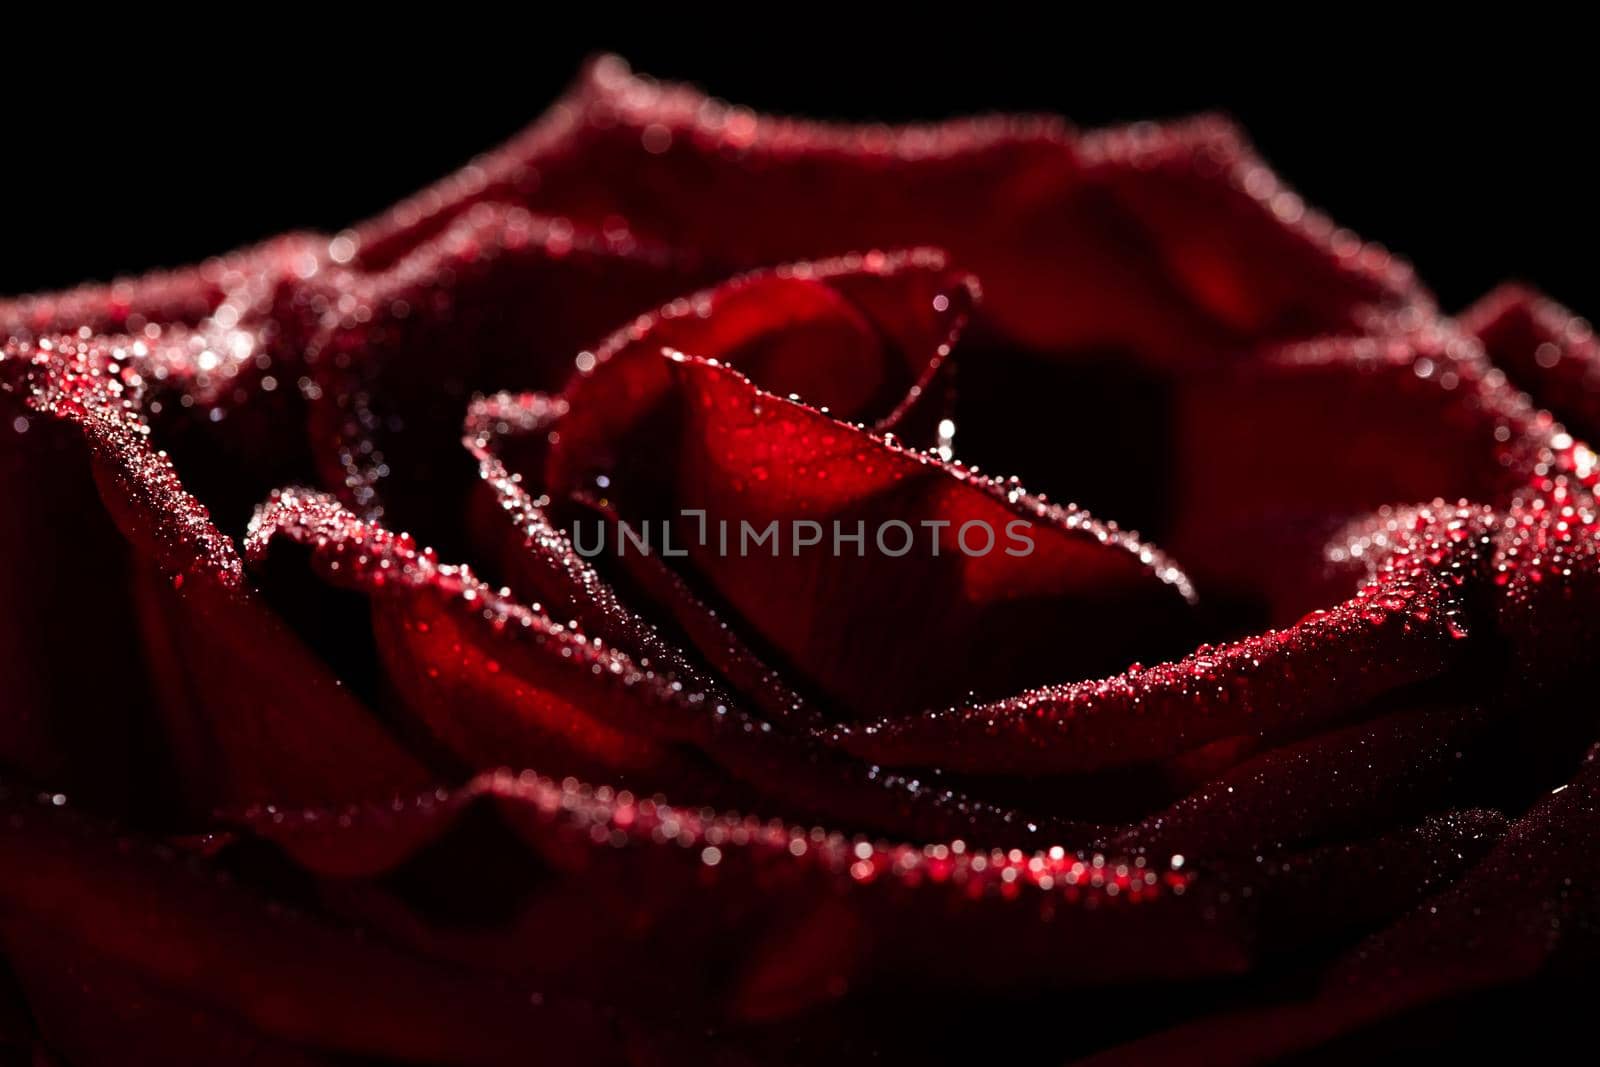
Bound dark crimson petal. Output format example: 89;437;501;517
1487;472;1600;676
463;391;1149;843
1076;809;1514;1066
129;568;436;812
1075;483;1600;1062
1094;759;1598;1064
227;768;1227;1028
250;488;1076;842
0;235;334;544
549;351;1197;722
465;394;807;726
463;244;977;735
0;336;429;813
0;959;38;1064
1231;808;1510;961
9;59;1599;1064
0;338;241;584
8;920;341;1067
0;233;322;341
567;491;818;725
550;251;976;477
1111;704;1489;857
1165;327;1552;619
1349;482;1600;688
1324;743;1600;1016
355;57;1423;360
1463;283;1600;442
0;785;646;1067
247;487;689;783
838;501;1492;774
0;404;155;810
300;203;713;549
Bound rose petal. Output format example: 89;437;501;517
1164;328;1550;618
357;57;1421;361
547;351;1197;722
1327;744;1600;1011
1097;767;1594;1064
0;784;640;1066
0;957;38;1063
0;404;156;811
957;324;1556;631
7;58;1599;1062
225;770;1516;1057
247;487;690;783
0;335;429;813
1069;477;1600;1061
250;487;1078;841
465;393;807;726
0;234;321;341
301;203;712;557
1112;704;1490;857
1463;283;1600;442
1077;809;1514;1066
463;242;978;734
226;768;1224;1028
1486;475;1600;678
838;501;1491;775
1232;808;1510;961
549;251;977;479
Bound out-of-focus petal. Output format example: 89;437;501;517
0;784;645;1067
1463;283;1600;442
353;57;1423;361
227;767;1219;1029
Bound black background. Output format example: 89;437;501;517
4;35;1593;317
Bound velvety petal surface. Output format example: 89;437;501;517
546;350;1197;722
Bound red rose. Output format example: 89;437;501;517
3;55;1598;1064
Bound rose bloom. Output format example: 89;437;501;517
2;56;1598;1065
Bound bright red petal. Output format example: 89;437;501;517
549;251;976;475
548;351;1197;722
